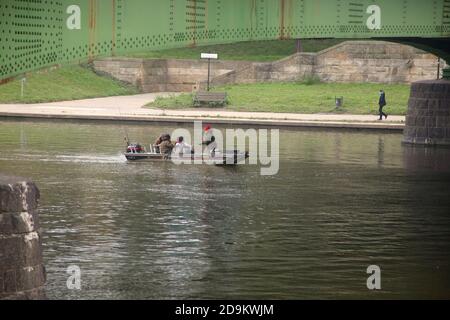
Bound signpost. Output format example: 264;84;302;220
201;53;218;91
20;77;27;99
437;57;441;80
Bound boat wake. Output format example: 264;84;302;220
54;154;127;164
0;153;126;164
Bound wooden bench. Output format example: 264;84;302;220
193;91;227;107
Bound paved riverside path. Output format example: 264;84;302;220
0;93;405;130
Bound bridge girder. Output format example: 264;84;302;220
1;0;450;81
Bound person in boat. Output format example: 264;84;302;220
156;134;174;159
153;134;164;153
207;136;217;157
202;125;213;145
174;136;192;156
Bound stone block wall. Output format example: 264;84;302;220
93;58;144;87
93;41;446;93
403;80;450;146
211;53;315;87
93;58;251;92
314;41;442;83
0;175;46;300
141;59;250;92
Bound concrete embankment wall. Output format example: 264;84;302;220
210;53;316;86
0;175;46;300
94;41;445;93
314;41;444;83
94;58;250;92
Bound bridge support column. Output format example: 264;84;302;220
403;80;450;146
0;175;46;300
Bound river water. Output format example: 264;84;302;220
1;119;450;299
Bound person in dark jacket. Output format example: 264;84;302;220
378;90;388;120
202;125;214;146
157;134;174;159
154;134;164;153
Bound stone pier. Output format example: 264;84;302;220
403;80;450;146
0;174;46;300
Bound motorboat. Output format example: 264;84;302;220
124;142;249;165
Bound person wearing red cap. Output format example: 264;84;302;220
203;125;214;146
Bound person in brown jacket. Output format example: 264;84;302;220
157;134;174;159
154;134;164;153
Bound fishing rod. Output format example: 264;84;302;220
118;106;131;147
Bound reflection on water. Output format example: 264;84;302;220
403;144;450;172
1;119;450;299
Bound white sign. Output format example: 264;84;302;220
201;53;219;60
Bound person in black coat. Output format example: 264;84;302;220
378;90;388;120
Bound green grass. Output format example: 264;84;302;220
124;39;345;62
0;65;138;104
148;82;410;115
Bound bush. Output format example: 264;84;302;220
300;75;322;86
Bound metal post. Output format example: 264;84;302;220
201;53;217;91
296;39;303;53
20;77;26;99
207;58;211;92
437;58;441;80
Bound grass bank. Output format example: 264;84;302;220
125;39;345;62
148;82;410;115
0;65;138;104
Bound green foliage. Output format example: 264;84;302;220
300;75;322;86
124;39;345;62
153;94;193;108
148;82;410;115
0;65;138;104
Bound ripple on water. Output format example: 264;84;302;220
1;120;450;299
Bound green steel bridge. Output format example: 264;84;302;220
1;0;450;81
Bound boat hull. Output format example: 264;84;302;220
124;151;248;165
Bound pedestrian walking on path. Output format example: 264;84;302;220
378;90;388;120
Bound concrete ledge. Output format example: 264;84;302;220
0;112;405;131
0;93;405;131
